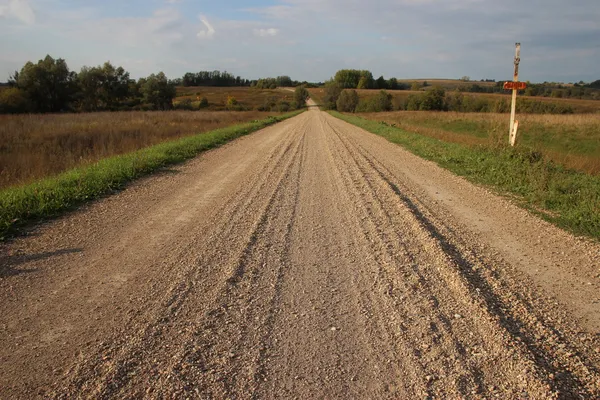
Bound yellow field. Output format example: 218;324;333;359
0;110;279;189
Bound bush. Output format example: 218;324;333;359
199;97;209;108
0;87;31;114
277;101;290;112
322;83;343;110
406;94;422;111
336;90;359;112
420;86;446;111
174;98;195;111
356;90;393;112
257;96;278;111
294;86;310;108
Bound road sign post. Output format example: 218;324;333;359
506;43;523;147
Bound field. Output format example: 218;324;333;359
359;111;600;174
175;86;294;111
0;110;280;189
308;88;600;114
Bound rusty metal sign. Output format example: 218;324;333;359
504;81;527;90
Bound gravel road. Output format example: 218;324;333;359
1;104;599;399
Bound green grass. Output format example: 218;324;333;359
0;110;304;239
330;111;600;240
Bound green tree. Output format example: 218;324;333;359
376;76;388;90
406;94;422;111
15;55;77;112
374;90;392;111
77;62;131;111
0;87;31;113
336;89;359;112
141;72;176;110
357;76;372;89
333;69;374;89
420;86;446;111
387;77;399;90
322;82;343;109
294;86;310;108
277;76;293;87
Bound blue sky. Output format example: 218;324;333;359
1;0;599;83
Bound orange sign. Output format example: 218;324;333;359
504;81;527;90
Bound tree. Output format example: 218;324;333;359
277;76;293;87
15;55;77;112
322;82;343;109
141;72;176;110
294;86;310;108
333;69;374;89
460;76;471;82
374;90;392;111
420;86;446;111
376;76;388;90
0;87;31;113
336;89;359;112
77;62;130;111
387;77;399;90
411;82;422;91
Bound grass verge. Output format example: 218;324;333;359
330;111;600;240
0;110;304;239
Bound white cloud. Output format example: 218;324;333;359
0;0;35;25
197;16;215;39
253;28;279;37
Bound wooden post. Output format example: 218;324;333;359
509;43;521;146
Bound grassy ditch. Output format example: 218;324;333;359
330;111;600;240
0;110;303;239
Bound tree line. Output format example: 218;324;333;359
0;55;314;114
331;69;409;90
328;86;575;114
1;55;176;114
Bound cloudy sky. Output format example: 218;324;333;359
0;0;598;83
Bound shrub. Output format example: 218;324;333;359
257;96;278;111
406;94;424;110
277;101;290;112
199;97;209;108
226;96;238;109
420;86;446;111
356;90;393;112
322;83;343;110
174;98;195;111
336;90;359;112
0;87;31;114
294;86;310;108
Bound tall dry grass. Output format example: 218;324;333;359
0;110;278;189
361;111;600;174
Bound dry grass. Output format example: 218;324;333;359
360;111;600;174
175;87;294;110
0;110;279;189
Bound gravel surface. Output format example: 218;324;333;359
1;104;599;399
